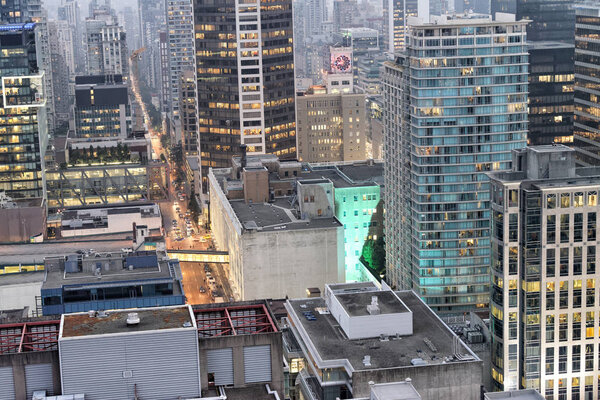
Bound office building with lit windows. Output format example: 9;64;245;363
296;86;367;163
194;0;296;188
383;0;418;53
382;13;529;313
73;74;131;139
0;23;48;200
490;0;575;43
528;41;574;146
489;145;600;399
574;3;600;166
166;0;195;145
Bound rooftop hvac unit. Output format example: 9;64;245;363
126;313;140;326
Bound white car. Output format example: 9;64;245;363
121;247;132;254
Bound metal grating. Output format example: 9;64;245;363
0;321;60;354
194;304;277;338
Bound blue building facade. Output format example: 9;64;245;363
384;14;529;313
41;255;185;315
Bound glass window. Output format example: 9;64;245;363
575;192;584;207
561;193;570;208
588;191;597;206
547;194;556;209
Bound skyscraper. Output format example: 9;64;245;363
383;0;418;53
490;0;575;43
489;145;600;398
528;42;574;146
138;0;166;93
85;19;128;77
574;3;600;166
0;23;48;200
165;0;195;145
383;13;529;313
194;0;296;185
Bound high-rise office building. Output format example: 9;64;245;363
489;145;600;398
165;0;195;144
383;0;418;53
332;0;357;33
1;0;55;135
159;30;170;116
58;0;84;74
296;86;367;163
383;13;529;313
138;0;165;93
85;19;128;77
194;0;296;185
491;0;575;43
73;75;131;139
48;20;75;125
528;42;574;146
179;70;199;156
0;23;48;200
574;3;600;166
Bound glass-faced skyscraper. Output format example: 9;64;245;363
194;0;296;185
491;0;575;43
574;3;600;166
383;13;529;313
383;0;418;53
0;23;48;199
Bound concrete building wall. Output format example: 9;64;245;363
0;206;46;243
198;332;284;395
0;351;61;400
296;92;367;163
61;213;162;238
352;361;483;400
240;227;344;300
0;281;42;315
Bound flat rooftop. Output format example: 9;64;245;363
484;389;544;400
307;162;384;188
371;381;422;399
336;291;408;316
229;197;342;232
42;253;180;293
287;291;479;371
61;306;193;338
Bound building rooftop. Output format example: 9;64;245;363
336;290;408;316
60;305;194;338
0;271;45;286
371;381;422;400
42;251;181;294
307;161;384;188
287;290;479;372
0;319;60;354
229;197;342;232
484;389;544;400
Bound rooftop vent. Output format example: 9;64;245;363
88;310;96;318
362;355;372;367
366;296;380;315
126;312;140;326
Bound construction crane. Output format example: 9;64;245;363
130;47;147;78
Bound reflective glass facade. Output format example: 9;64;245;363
574;4;600;166
528;42;574;146
194;0;296;187
0;23;47;199
491;0;575;43
384;15;528;313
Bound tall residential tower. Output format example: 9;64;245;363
383;13;529;313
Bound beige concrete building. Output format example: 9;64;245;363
208;154;344;301
296;86;367;163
